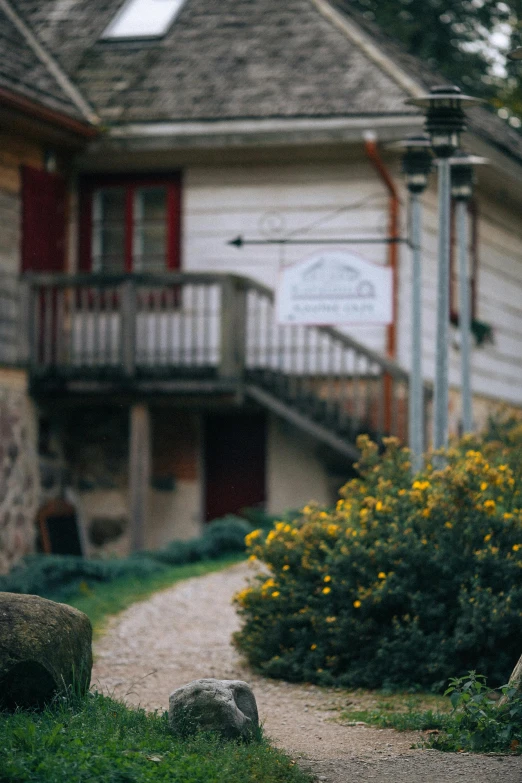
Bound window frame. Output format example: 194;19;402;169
78;173;182;275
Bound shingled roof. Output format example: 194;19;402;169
0;0;94;123
12;0;415;124
8;0;522;163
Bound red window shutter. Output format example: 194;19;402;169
21;166;67;273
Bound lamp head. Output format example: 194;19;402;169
407;85;482;158
391;135;433;193
448;152;488;201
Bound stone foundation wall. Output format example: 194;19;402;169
0;371;39;574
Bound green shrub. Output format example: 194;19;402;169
430;671;522;753
234;431;522;691
0;516;252;602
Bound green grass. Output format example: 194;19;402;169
340;691;452;733
65;554;245;634
0;691;311;783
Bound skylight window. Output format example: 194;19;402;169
102;0;186;39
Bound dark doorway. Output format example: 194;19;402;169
37;499;83;556
204;412;266;522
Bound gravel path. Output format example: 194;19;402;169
92;562;522;783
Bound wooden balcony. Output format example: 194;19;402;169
16;272;427;457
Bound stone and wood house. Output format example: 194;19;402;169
1;0;522;569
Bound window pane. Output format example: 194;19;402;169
133;187;167;272
101;0;186;39
92;188;126;273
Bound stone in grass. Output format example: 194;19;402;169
169;678;259;741
0;592;92;710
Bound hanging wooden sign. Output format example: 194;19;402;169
276;250;393;326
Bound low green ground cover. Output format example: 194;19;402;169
0;691;311;783
0;515;252;605
340;673;522;754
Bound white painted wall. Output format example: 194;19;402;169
397;182;522;407
182;156;522;409
183;159;391;354
266;414;336;513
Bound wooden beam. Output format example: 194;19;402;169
245;384;359;460
129;403;151;552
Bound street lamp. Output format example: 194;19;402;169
406;86;481;452
392;135;433;472
449;152;488;435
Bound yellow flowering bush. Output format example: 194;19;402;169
234;423;522;691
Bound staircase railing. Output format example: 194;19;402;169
23;272;427;445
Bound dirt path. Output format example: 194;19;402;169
92;562;522;783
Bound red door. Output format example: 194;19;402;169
204;413;267;522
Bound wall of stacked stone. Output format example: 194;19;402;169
0;372;39;574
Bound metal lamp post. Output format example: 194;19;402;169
406;86;481;452
392;135;433;472
449;152;488;434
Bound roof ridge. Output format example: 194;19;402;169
309;0;425;101
0;0;100;125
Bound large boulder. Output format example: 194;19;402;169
0;592;92;710
169;678;259;740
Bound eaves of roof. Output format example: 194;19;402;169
0;0;99;130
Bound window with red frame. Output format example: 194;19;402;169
79;175;181;273
450;198;478;325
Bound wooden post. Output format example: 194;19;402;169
129;403;151;552
219;277;246;380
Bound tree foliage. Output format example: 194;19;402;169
334;1;522;120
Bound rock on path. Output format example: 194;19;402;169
92;562;522;783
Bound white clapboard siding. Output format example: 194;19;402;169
184;162;393;354
397;184;522;405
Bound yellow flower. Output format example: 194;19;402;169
513;544;521;552
378;572;386;579
445;522;453;529
422;508;430;518
413;480;430;491
376;501;383;512
484;533;492;542
353;600;362;608
322;587;331;595
310;643;317;650
326;616;337;623
245;529;262;546
504;513;513;520
484;500;496;512
480;482;488;491
398;489;406;496
272;591;280;598
323;575;331;583
421;538;428;545
282;564;290;571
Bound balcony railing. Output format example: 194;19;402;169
14;272;428;450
